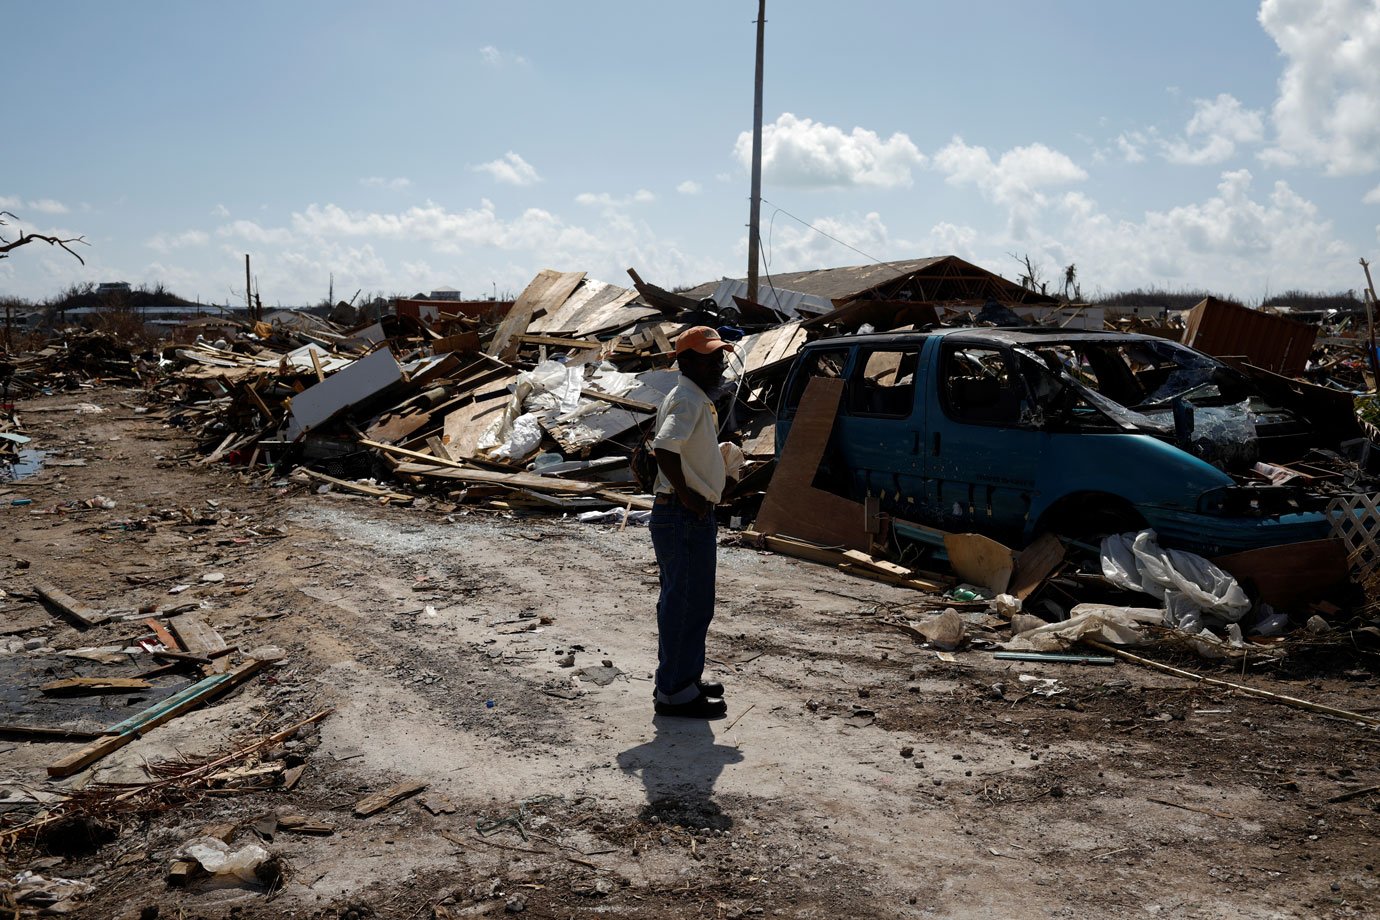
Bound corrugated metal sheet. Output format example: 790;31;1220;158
683;257;947;304
705;278;835;320
1182;297;1317;375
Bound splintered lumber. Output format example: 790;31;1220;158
298;467;414;502
354;779;428;817
31;578;108;628
745;531;948;592
47;659;266;778
277;816;335;835
1084;640;1380;728
168;613;227;656
394;462;605;494
944;533;1016;595
1009;533;1066;601
144;617;182;651
41;677;151;696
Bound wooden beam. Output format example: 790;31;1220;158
48;659;266;778
32;578;108;628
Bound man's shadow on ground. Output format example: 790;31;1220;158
616;716;744;831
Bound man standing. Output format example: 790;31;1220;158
649;326;733;719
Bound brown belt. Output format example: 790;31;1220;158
654;493;674;505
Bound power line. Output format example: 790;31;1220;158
759;196;888;267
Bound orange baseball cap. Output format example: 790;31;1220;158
674;325;736;357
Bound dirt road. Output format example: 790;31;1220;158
2;388;1378;919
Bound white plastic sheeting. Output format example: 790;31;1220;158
1100;529;1251;629
1005;604;1165;652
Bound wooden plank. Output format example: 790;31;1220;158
144;617;182;651
1211;538;1351;610
298;468;414;502
744;530;947;590
754;377;872;552
489;269;586;361
32;578;108;628
0;724;107;742
841;549;914;578
432;331;481;355
394;462;604;494
580;387;657;413
168;613;228;656
354;779;427;817
598;490;654;511
1009;532;1066;601
944;533;1016;595
41;677;151;696
48;659;266;778
426;436;454;462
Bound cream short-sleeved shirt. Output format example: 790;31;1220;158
651;375;726;503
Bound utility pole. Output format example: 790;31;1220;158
746;0;766;305
244;254;252;318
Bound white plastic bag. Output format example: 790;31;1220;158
174;837;270;883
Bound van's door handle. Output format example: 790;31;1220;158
932;432;941;456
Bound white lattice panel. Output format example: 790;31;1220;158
1327;492;1380;576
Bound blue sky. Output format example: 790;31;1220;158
5;0;1380;307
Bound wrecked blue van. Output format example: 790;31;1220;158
776;328;1341;556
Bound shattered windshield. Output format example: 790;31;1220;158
1015;338;1231;411
1010;338;1266;467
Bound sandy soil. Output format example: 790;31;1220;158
2;387;1379;919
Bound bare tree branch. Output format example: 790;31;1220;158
0;211;89;265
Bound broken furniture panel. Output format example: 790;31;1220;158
286;347;403;440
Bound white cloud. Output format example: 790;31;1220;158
217;219;295;245
473;152;541;186
931;137;1087;216
677;180;702;196
759;211;906;271
28;198;69;214
146;229;209;253
361;176;412;190
1162;93;1265;165
575;189;655;208
211;203;230;218
479;45;526;67
734;113;925;188
1260;0;1380;175
1116;132;1147;164
1365;184;1380;204
1035;169;1351;294
0;196;70;215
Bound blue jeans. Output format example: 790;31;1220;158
649;497;718;704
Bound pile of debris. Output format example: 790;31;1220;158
2;331;149;396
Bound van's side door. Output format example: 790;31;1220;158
832;343;928;519
925;340;1042;543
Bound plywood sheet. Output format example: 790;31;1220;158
441;375;515;460
753;377;871;551
488;269;586;361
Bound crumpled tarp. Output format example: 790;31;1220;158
1004;603;1164;651
1100;529;1251;631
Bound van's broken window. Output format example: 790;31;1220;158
848;349;919;418
783;348;849;413
943;346;1024;425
